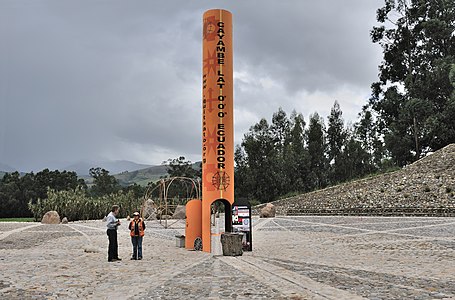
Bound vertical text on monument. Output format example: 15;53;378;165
202;9;234;199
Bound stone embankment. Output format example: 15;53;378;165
254;144;455;216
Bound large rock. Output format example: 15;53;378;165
260;203;276;218
41;211;60;224
143;199;157;220
172;205;186;219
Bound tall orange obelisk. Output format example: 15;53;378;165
201;9;234;253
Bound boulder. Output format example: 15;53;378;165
172;205;186;219
41;211;61;224
260;203;276;218
61;217;68;224
143;199;157;220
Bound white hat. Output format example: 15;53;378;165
133;212;140;216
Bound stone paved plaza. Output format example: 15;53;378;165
1;216;455;299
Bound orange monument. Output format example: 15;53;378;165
186;9;234;253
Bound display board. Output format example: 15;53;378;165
232;203;252;251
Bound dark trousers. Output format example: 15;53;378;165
107;229;118;261
131;236;143;259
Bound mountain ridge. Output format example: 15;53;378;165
0;163;15;172
63;160;153;176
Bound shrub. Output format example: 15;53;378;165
28;188;142;221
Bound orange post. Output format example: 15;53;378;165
201;9;234;252
185;199;202;249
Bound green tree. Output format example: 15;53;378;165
306;113;329;190
326;101;347;184
0;169;88;218
34;169;86;200
89;167;121;197
355;108;384;170
241;118;281;202
270;108;292;196
338;132;372;181
122;183;146;200
162;157;200;200
164;156;200;179
370;0;455;165
0;172;27;218
234;144;252;200
285;111;309;192
270;107;291;148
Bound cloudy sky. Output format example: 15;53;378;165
0;0;384;172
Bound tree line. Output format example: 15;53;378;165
0;167;145;219
0;159;199;219
234;104;388;204
0;170;86;218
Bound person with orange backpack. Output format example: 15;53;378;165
128;211;146;260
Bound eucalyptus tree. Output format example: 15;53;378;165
270;108;292;196
370;0;455;165
355;109;384;171
306;113;329;191
286;111;310;192
240;118;282;202
326;101;347;184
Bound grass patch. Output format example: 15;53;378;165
0;217;35;222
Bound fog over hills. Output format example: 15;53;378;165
62;160;154;176
0;163;15;172
0;160;153;176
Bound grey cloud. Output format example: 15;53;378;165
0;0;385;171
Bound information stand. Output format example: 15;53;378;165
231;199;252;251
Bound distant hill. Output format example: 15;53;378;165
113;165;170;186
0;162;15;172
64;160;153;176
112;162;202;186
0;163;16;179
0;160;201;186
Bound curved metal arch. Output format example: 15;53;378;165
141;176;201;228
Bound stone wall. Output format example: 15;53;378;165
252;144;455;216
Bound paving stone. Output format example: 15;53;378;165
1;216;455;299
